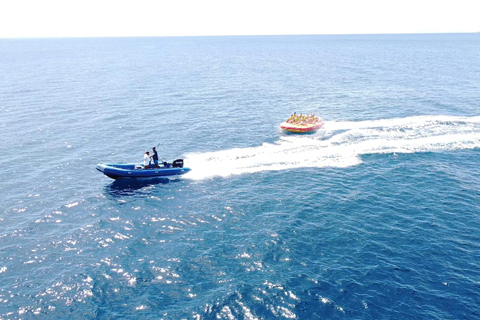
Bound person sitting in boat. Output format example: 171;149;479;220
152;147;160;168
287;112;297;123
144;151;151;169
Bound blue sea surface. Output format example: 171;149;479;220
1;34;480;319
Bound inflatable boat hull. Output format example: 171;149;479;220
280;121;323;133
96;162;191;179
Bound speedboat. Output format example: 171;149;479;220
96;159;191;179
280;114;324;133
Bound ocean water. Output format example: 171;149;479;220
1;34;479;319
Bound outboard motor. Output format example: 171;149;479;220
172;159;184;168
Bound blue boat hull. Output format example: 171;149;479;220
96;163;191;179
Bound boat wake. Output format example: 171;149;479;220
185;115;480;180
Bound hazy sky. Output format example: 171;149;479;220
0;0;478;38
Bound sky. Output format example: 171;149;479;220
0;0;479;38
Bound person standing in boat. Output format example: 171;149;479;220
152;147;160;168
144;151;151;169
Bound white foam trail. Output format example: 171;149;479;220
184;115;480;180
